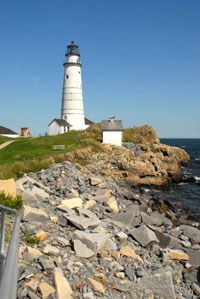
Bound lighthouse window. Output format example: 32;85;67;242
66;75;69;79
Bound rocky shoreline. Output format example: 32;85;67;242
16;158;200;299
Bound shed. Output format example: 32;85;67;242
101;116;123;146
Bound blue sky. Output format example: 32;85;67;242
0;0;199;138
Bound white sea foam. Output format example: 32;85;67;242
194;176;200;181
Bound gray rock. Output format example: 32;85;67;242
179;225;200;243
101;238;117;252
125;268;135;281
154;230;171;248
23;205;48;223
22;190;38;205
141;212;163;226
83;292;95;299
129;225;159;247
27;291;41;299
136;267;147;278
111;206;140;228
57;236;69;247
154;230;181;249
64;208;100;229
57;205;76;214
73;239;95;258
17;175;52;194
192;283;200;297
185;249;200;266
57;217;67;227
137;271;176;299
31;185;49;199
39;258;55;271
183;267;199;284
169;228;182;238
74;230;109;252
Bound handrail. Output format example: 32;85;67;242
0;204;23;299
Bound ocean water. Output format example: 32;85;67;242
157;138;200;215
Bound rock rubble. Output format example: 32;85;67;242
16;160;200;299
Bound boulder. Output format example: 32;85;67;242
137;272;176;299
23;205;48;223
185;249;200;266
111;204;140;227
179;225;200;243
74;230;109;252
64;208;100;229
129;225;159;247
73;239;95;258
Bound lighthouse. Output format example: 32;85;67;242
61;41;86;130
48;42;93;136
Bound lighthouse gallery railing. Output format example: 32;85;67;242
0;204;23;299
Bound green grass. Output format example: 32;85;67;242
0;136;14;145
0;130;101;179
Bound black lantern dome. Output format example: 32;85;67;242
66;41;80;56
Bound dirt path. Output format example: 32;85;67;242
0;140;16;150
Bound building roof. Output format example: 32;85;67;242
101;119;123;131
85;118;94;125
0;125;18;135
49;119;72;127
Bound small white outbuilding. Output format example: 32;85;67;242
101;116;123;146
48;119;72;136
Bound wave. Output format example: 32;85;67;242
194;176;200;181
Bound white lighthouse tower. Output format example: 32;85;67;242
61;41;86;130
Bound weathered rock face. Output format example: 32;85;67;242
68;145;189;186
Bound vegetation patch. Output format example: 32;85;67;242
24;228;40;247
0;130;101;179
0;136;15;145
0;192;23;210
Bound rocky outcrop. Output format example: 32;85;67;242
65;142;189;186
63;125;190;186
15;161;200;299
